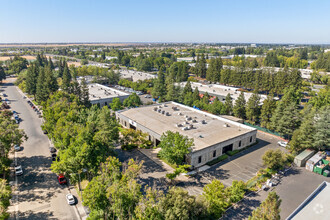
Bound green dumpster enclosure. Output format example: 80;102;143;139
313;159;329;175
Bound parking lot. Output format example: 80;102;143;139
116;131;286;196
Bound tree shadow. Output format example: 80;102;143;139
14;155;62;203
222;197;262;220
15;210;56;220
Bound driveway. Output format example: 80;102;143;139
2;78;79;220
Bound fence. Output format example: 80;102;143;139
243;122;283;138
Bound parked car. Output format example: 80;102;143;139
66;194;75;205
49;147;57;153
278;141;288;147
14;145;21;151
15;165;23;176
57;174;67;184
51;153;57;161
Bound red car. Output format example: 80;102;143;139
57;174;67;185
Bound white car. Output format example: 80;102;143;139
14;145;21;151
66;194;75;205
15;165;23;176
278;141;288;147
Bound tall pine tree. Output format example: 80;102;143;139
233;92;246;119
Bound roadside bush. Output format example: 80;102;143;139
206;154;228;166
121;144;138;151
226;150;240;156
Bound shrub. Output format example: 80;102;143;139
206;154;228;166
226;150;240;156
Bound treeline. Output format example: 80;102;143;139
83;155;249;219
311;51;330;71
42;91;119;181
17;54;90;105
0;111;26;218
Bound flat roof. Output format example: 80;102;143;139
295;149;315;161
287;181;330;220
179;82;268;104
88;83;129;101
117;102;256;151
119;69;156;82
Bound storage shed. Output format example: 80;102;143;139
305;151;326;172
294;150;315;167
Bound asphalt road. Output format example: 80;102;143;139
2;78;79;220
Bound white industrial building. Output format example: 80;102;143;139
119;69;157;82
116;102;257;168
287;181;330;220
179;82;268;104
88;83;129;108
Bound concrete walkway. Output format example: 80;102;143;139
139;148;175;172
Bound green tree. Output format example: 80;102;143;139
206;57;222;82
233;92;246;119
158;131;193;165
225;180;246;204
25;64;38;98
224;93;233;115
152;67;166;101
262;149;286;170
123;93;142;107
36;67;48;102
0;66;5;83
0;179;11;219
110;97;123;111
44;65;58;95
249;192;281;220
246;93;261;124
159;187;205;220
80;78;90;107
314;106;330;150
202;179;228;219
62;65;71;92
276;102;300;138
260;94;276;129
135;187;164;220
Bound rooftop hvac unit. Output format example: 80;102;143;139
161;110;165;114
201;120;206;124
178;112;182;116
153;107;158;111
176;123;182;127
185;121;189;125
166;112;170;116
163;104;167;107
187;117;192;121
192;119;197;123
224;123;229;127
189;124;193;129
158;109;162;113
199;135;204;138
172;106;177;110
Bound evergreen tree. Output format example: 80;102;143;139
152;67;166;101
165;79;176;101
276;102;300;138
36;67;48;102
249;192;281;220
260;95;276;129
182;81;193;96
314;106;330;150
80;78;90;107
246;93;261;124
206;57;222;82
44;65;58;95
224;93;233;115
233;92;246;119
192;87;200;102
25;64;38;98
48;57;54;70
62;65;71;92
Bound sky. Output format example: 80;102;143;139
0;0;330;44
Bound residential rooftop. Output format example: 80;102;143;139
287;181;330;220
118;102;255;151
88;83;129;101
